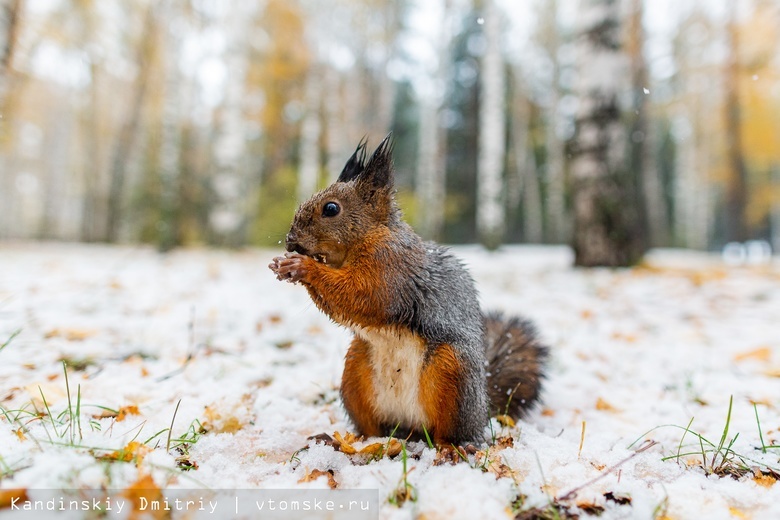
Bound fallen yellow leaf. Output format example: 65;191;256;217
495;415;515;428
596;398;619;412
332;431;357;454
0;489;27;510
734;347;772;363
754;472;777;487
98;441;152;465
44;328;97;341
298;468;338;489
123;474;165;520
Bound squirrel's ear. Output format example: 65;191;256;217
361;132;394;190
337;137;368;183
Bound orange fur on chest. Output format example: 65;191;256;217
301;229;396;329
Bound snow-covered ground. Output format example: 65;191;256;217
0;242;778;519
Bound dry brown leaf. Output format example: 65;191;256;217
332;431;357;454
267;314;283;324
98;441;152;465
0;489;28;510
485;459;519;480
765;368;780;378
576;501;606;515
580;309;594;320
495;415;515;428
203;406;244;433
755;473;777;487
116;405;141;422
596;398;619;412
298;468;338;489
386;438;403;457
734;347;772;363
358;442;385;458
123;474;165;520
13;429;25;441
541;408;555;417
44;328;97;341
494;436;514;450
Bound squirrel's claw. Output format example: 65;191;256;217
270;253;310;284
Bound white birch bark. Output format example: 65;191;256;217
416;0;453;241
324;67;346;183
570;0;646;266
157;1;183;251
772;166;780;255
298;67;321;202
477;0;506;249
511;99;542;243
540;0;567;243
209;1;258;246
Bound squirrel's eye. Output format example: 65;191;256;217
322;202;341;217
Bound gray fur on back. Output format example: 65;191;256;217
380;223;488;442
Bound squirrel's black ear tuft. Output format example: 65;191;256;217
336;137;368;183
362;132;394;189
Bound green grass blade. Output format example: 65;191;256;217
0;329;22;354
754;403;767;454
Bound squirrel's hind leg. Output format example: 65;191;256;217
340;337;383;438
419;343;463;445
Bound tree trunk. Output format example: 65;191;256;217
627;0;667;247
209;2;256;247
158;3;182;252
513;99;543;243
476;0;506;250
298;67;321;202
0;0;20;103
324;67;346;183
415;0;453;241
80;59;104;242
0;0;22;239
569;0;646;267
772;166;780;255
104;5;155;243
539;0;568;244
723;4;749;243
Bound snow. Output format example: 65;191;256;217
1;242;779;519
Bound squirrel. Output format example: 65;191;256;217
269;134;548;445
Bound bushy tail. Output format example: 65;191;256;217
483;312;549;419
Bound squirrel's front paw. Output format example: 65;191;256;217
269;253;311;284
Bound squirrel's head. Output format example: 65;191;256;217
285;133;399;268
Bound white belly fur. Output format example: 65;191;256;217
353;326;429;429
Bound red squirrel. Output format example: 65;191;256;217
269;135;548;445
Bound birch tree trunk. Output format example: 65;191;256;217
0;0;20;104
0;0;21;239
416;0;453;241
104;5;155;243
569;0;646;266
209;2;255;247
477;0;506;250
772;166;780;255
324;67;346;183
157;2;182;252
539;0;568;243
723;3;749;243
511;96;542;243
627;0;667;247
298;67;321;202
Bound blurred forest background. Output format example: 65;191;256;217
0;0;779;266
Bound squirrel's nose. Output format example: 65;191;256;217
285;232;298;252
